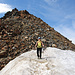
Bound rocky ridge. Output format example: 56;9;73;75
0;8;75;70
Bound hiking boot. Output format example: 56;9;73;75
38;57;40;59
40;57;42;59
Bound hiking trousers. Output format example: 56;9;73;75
37;48;42;58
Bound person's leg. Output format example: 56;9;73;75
40;48;42;59
37;48;40;58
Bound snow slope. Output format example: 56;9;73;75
0;47;75;75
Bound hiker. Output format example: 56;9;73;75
35;37;44;59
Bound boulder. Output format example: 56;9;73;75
52;44;57;47
0;51;8;58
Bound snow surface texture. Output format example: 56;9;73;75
0;47;75;75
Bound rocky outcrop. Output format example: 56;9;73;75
0;8;75;70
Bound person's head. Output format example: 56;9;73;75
38;37;41;41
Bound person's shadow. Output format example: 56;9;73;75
41;56;56;60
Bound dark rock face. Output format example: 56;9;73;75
0;8;75;70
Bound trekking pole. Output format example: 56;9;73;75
42;47;45;58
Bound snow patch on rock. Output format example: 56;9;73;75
0;47;75;75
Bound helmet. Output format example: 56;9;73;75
38;37;41;39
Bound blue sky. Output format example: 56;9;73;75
0;0;75;44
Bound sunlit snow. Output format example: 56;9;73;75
0;47;75;75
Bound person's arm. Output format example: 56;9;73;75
41;41;44;47
35;41;38;48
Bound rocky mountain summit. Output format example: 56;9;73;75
0;8;75;70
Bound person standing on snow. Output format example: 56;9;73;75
35;37;44;59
